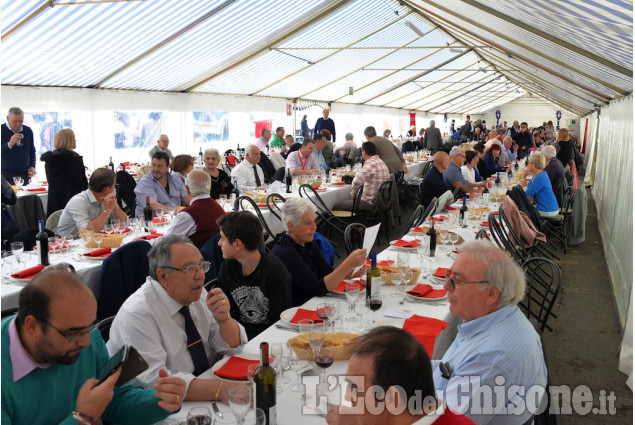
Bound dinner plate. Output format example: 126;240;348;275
211;354;260;382
76;252;111;262
280;306;301;327
428;275;447;285
389;240;419;250
10;276;36;285
405;292;448;303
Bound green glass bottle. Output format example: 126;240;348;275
366;252;380;299
255;342;276;425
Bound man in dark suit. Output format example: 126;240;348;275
423;120;443;153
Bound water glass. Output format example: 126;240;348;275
11;242;24;264
244;408;266;425
228;386;251;425
344;284;360;322
289;348;310;392
390;270;403;298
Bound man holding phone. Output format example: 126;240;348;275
1;269;186;424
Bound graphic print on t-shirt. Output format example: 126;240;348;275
231;286;269;324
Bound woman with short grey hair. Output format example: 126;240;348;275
203;148;232;199
271;197;367;306
521;153;559;217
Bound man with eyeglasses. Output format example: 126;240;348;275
1;269;186;424
107;234;248;404
443;147;485;197
148;134;174;162
431;241;547;425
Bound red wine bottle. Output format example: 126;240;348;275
427;218;436;257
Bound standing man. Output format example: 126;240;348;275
57;168;128;236
459;118;472;142
217;212;292;340
148;134;174;162
269;127;285;149
2;270;185;424
256;129;271;153
107;235;248;403
363;126;408;174
231;144;265;191
313;108;336;144
512;122;534;159
423;120;443;153
134;151;189;217
1;107;36;183
285;138;320;176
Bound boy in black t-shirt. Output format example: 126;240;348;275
216;212;292;339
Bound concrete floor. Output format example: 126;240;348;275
329;187;632;424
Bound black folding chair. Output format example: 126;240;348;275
401;205;427;238
344;223;365;255
475;229;491;240
266;193;286;222
302;184;351;238
520;257;561;333
96;316;115;343
543;185;574;253
235;196;276;251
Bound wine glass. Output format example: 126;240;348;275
289;348;310;392
316;303;330;325
439;231;449;254
13;177;23;191
449;232;459;252
157;208;165;222
228;386;251;425
243;408;266;425
401;270;414;297
219;194;228;209
11;242;24;265
314;347;333;382
344;284;359;322
93;233;104;250
187;406;212;425
390;270;403;298
353;299;369;333
367;292;382;324
323;302;338;332
307;322;326;364
271;343;291;385
55;234;66;253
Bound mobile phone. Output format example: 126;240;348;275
97;346;149;386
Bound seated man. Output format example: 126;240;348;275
230;144;265;192
443;147;484;196
280;134;300;159
256;128;271;153
312;133;328;172
285;138;320;177
57;167;128;236
420;152;450;208
158;169;225;249
332;141;390;212
542;145;565;204
134;151;188;217
320;129;334;164
107;235;248;403
326;327;474;425
501;136;517;163
148;134;174;162
216;212;292;340
332;132;357;167
433;241;547;424
269;127;285;149
2;269;185;424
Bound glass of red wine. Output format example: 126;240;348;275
314;347;334;382
368;293;383;324
316;303;332;329
187;406;212;425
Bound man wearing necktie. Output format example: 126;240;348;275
230;144;265;192
107;234;248;404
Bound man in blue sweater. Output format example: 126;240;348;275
1;107;37;183
313;108;336;144
1;269;186;425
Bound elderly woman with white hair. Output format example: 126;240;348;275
541;145;565;202
203;148;232;199
521;152;559;217
270;198;367;306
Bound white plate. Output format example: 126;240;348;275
389;240;419;250
280;306;301;327
76;252;111;262
211;354;260;382
10;276;35;285
405;291;448;303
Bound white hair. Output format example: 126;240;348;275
185;169;211;195
281;197;316;231
245;144;259;157
541;145;557;160
204;147;220;157
449;146;465;158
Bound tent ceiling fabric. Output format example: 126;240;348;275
1;0;631;116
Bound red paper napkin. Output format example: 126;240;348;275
407;284;447;299
152;217;167;224
33;243;70;251
493;211;498;215
402;315;449;356
481;221;489;226
101;227;132;234
412;226;426;233
289;308;324;324
84;247;112;258
256;203;267;208
315;188;327;191
26;187;46;192
11;265;45;279
333;280;363;292
365;259;394;267
331;181;346;186
445;206;457;211
213;356;260;380
139;233;163;240
433;267;450;278
432;216;447;221
393;239;419;248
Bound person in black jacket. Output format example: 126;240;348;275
40;128;88;217
555;128;575;169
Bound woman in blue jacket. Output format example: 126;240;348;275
521;153;559;217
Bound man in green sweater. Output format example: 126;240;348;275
1;269;186;425
269;127;285;149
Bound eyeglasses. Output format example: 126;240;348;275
36;318;97;343
162;261;211;276
445;270;489;290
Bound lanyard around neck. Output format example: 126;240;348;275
297;150;309;170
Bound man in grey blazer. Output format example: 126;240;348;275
423;120;443;153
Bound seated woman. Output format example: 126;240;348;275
170;154;193;182
271;198;367;306
40;128;88;216
481;144;507;179
460;150;483;184
521;153;559;217
204;148;233;199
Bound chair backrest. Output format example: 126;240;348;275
402;205;426;237
116;171;137;216
350;183;365;217
374;180;393;213
487;211;525;264
422;197;438;221
498;206;531;262
521;257;561;333
420;160;434;177
236;196;275;249
475;229;491;240
266;193;286;222
435;191;453;215
97;240;152;320
344;223;365;255
200;232;223;281
1;306;18;319
96;316;115;343
452;186;463;202
45;209;64;233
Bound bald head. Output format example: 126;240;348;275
433;151;450;172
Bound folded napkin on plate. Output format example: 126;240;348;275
139;233;163;240
84;247;112;258
26;187;46;192
393;239;419;248
333;280;363;292
364;259;394;267
407;284;447;299
402;315;449;356
11;265;45;279
445;206;457;211
412;226;425;233
256;203;267;208
433;267;451;278
289;308;324;324
213;356;260;380
152;217;167;224
331;181;346;186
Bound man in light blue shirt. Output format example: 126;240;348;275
432;241;547;425
312;133;328;172
443;147;483;197
134;151;188;217
501;136;517;163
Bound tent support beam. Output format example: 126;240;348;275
424;76;502;111
2;0;56;41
